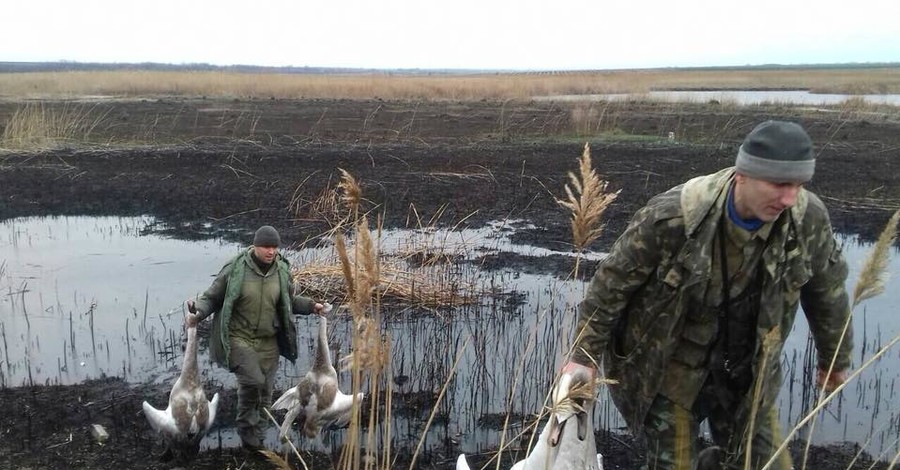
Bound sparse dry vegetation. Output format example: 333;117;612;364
1;67;899;101
0;102;110;149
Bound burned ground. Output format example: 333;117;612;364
1;98;898;469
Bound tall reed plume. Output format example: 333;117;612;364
556;142;619;277
333;170;390;469
852;209;899;308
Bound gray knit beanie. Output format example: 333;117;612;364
735;120;815;183
252;225;281;247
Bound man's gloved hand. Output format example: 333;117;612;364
185;300;199;328
817;367;849;393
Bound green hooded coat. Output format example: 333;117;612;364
194;248;317;368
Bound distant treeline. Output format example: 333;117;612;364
1;61;897;75
0;61;493;75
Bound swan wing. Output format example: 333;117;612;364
279;401;305;440
272;386;299;410
455;454;472;470
142;401;178;437
205;393;219;434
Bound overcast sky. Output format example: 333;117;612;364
6;0;899;70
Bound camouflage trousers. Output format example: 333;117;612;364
642;390;793;470
229;336;280;448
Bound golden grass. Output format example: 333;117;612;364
1;67;899;101
0;102;110;149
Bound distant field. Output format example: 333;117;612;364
1;66;899;100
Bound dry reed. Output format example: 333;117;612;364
557;143;619;252
852;210;899;308
556;142;619;277
338;168;363;221
2;68;900;100
763;211;900;469
743;326;781;470
0;102;110;150
796;209;900;469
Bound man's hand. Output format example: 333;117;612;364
817;367;849;393
313;302;333;315
185;300;199;328
554;361;598;403
549;361;598;445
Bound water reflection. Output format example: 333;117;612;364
0;216;897;456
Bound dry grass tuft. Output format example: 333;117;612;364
294;217;480;308
549;376;616;416
0;102;110;150
557;143;619;253
259;449;294;470
852;209;900;308
338;169;363;217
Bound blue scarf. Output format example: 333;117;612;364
727;184;763;231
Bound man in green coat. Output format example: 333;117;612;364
560;121;852;469
186;225;325;451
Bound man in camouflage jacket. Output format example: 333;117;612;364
186;225;325;451
562;121;852;469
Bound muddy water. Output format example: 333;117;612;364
0;216;897;456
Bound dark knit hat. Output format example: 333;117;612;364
253;225;281;247
735;120;815;183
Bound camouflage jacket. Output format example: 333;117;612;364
194;248;317;367
572;167;852;431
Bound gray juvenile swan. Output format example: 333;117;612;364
142;317;219;461
272;314;362;440
456;374;603;470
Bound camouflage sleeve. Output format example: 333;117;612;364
571;202;669;367
194;263;231;321
800;204;853;371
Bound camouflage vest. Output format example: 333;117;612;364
574;167;852;432
661;198;772;407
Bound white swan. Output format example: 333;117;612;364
272;314;362;440
457;374;603;470
142;319;219;460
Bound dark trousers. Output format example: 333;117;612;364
641;389;793;470
229;336;280;447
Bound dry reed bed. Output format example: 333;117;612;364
1;67;899;100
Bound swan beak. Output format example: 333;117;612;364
548;416;565;446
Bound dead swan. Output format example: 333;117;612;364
456;373;603;470
142;316;219;460
272;314;362;440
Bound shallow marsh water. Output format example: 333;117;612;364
0;215;897;457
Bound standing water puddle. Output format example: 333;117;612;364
0;216;897;455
